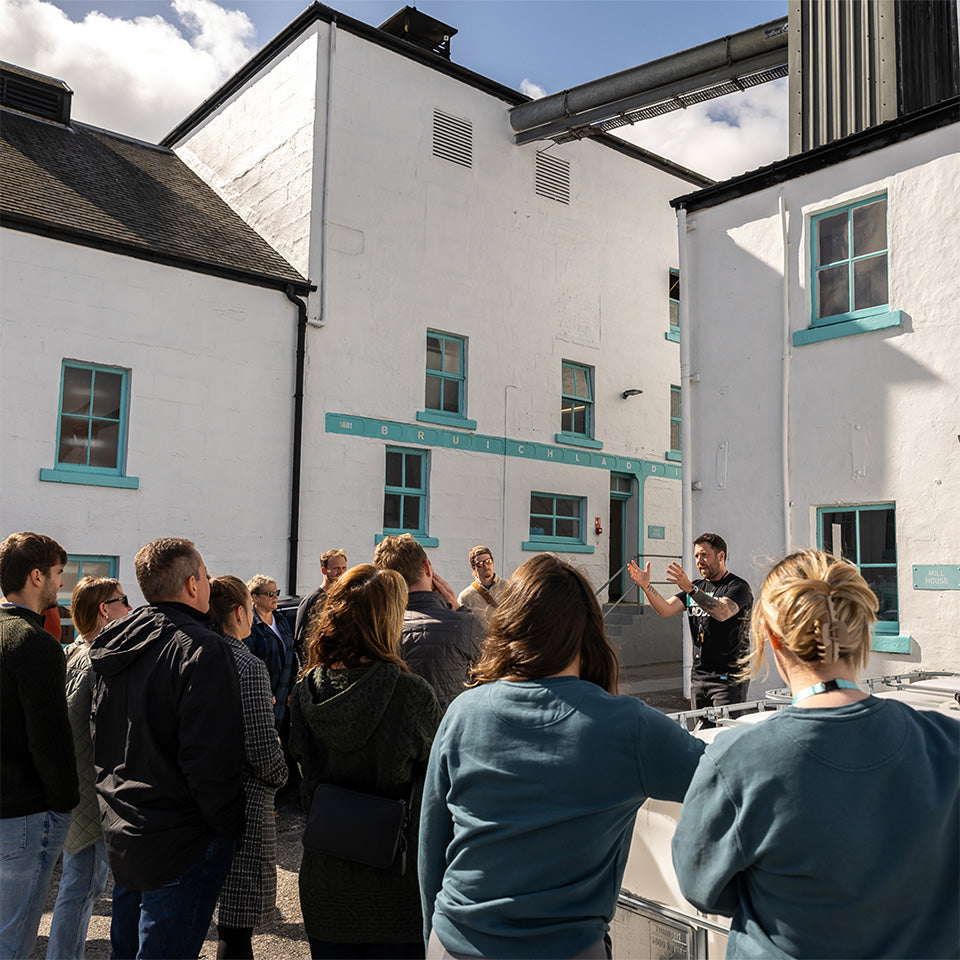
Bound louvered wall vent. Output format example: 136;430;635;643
432;109;472;167
535;152;571;204
0;63;72;124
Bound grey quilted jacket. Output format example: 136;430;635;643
63;642;101;854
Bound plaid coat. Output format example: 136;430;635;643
217;635;288;928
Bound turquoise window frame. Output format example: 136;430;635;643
816;503;909;653
419;332;476;430
665;268;680;343
558;361;595;444
799;194;899;348
523;492;594;553
381;447;436;542
57;554;120;643
666;385;681;461
40;361;139;489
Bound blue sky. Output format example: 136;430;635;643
3;0;790;177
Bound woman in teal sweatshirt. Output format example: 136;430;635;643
672;550;959;959
418;553;705;960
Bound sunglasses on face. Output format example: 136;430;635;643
105;596;130;607
258;590;281;598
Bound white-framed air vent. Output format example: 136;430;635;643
535;151;571;204
432;108;472;168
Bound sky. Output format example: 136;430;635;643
1;0;790;180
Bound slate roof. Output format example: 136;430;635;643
0;106;311;292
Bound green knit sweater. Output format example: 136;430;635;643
0;605;79;817
290;660;441;944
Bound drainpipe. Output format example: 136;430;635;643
285;285;308;594
779;192;792;552
677;208;694;700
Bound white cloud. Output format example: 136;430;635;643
614;79;789;182
0;0;256;141
520;77;547;100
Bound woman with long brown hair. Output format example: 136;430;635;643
291;564;441;960
671;550;959;959
418;553;705;959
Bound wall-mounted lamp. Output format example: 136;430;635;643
620;389;643;400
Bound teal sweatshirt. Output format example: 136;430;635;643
672;697;960;959
419;676;705;959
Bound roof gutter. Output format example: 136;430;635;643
509;17;788;144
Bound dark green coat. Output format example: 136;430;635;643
290;660;441;944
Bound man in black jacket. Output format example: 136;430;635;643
90;538;244;959
373;534;483;711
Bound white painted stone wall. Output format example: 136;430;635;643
172;19;694;601
681;123;960;680
0;232;299;603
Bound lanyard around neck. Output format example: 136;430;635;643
792;678;860;705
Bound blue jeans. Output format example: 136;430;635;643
0;809;72;959
110;836;235;959
47;838;110;960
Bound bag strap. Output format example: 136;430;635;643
472;581;498;607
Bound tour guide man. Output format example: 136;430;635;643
627;533;753;709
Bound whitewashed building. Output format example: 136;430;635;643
0;62;312;612
672;93;960;679
163;5;709;607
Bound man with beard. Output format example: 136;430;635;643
0;532;78;959
628;532;753;710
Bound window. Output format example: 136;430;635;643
432;109;472;168
557;361;601;449
523;493;593;553
417;332;476;429
817;504;908;652
666;269;680;342
666;385;681;461
40;361;138;489
56;555;119;645
796;195;902;346
381;448;437;546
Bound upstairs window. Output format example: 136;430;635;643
666;269;680;342
812;195;888;325
560;361;594;438
40;360;138;489
666;385;681;461
418;332;475;429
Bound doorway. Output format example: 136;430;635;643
608;473;635;602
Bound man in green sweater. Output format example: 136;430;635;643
0;532;79;959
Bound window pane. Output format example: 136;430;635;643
853;255;887;311
442;378;459;413
58;416;90;464
383;493;401;529
817;211;848;266
556;498;579;517
62;366;92;417
670;421;680;451
443;339;460;376
556;517;579;538
669;271;680;301
530;495;553;516
859;509;896;564
611;476;631;493
426;336;443;371
572;404;586;435
853;199;886;257
89;421;119;469
669;300;679;328
385;452;403;488
530;517;553;537
91;371;122;420
61;561;81;600
821;511;855;560
404;454;422;490
574;367;590;398
818;264;849;319
83;560;113;580
560;400;573;433
402;496;420;531
425;375;442;410
863;566;898;623
670;389;680;419
561;364;575;395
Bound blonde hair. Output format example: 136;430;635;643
745;550;878;679
302;564;410;674
71;576;122;638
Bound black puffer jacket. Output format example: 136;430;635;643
89;602;245;890
401;592;484;711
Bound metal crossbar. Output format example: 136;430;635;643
598;552;681;618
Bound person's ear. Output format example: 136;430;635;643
765;623;782;650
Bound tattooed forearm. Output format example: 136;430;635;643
690;588;721;613
643;584;665;603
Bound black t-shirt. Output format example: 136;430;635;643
675;572;753;680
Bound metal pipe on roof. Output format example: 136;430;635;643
509;17;788;141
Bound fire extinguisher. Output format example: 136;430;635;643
595;517;603;535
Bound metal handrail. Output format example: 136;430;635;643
597;552;682;618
